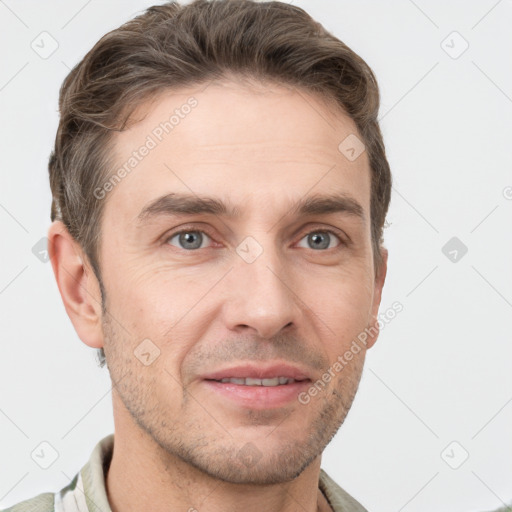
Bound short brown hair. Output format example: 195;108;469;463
49;0;392;366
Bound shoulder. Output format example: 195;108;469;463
319;469;368;512
0;492;55;512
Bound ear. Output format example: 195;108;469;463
47;220;104;349
365;246;388;349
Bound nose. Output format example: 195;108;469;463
221;242;299;339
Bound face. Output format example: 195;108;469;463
97;79;386;485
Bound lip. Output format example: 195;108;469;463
200;362;312;410
201;362;311;381
202;379;311;409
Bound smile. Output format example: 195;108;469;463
212;377;303;386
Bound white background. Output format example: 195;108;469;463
0;1;511;511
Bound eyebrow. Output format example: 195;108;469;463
136;192;366;225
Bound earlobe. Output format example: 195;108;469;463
366;246;388;349
47;221;104;349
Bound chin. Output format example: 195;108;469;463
176;435;325;485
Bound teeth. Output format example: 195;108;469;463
217;377;297;386
220;377;245;384
246;377;262;386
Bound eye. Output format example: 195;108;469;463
297;230;343;251
166;229;213;250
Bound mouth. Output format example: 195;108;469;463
201;363;312;409
209;376;307;386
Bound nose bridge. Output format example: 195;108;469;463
223;234;298;338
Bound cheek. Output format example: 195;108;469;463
299;268;374;345
103;256;184;318
303;259;374;308
112;271;212;365
103;248;226;357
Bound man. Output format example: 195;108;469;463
3;0;391;510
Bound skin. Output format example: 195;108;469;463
48;78;387;512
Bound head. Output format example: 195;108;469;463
48;0;391;485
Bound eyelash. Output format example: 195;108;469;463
163;225;347;252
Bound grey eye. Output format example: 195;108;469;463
168;230;210;250
297;231;341;250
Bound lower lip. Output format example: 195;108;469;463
203;380;311;409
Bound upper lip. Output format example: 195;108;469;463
201;363;312;381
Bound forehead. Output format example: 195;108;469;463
104;79;371;225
